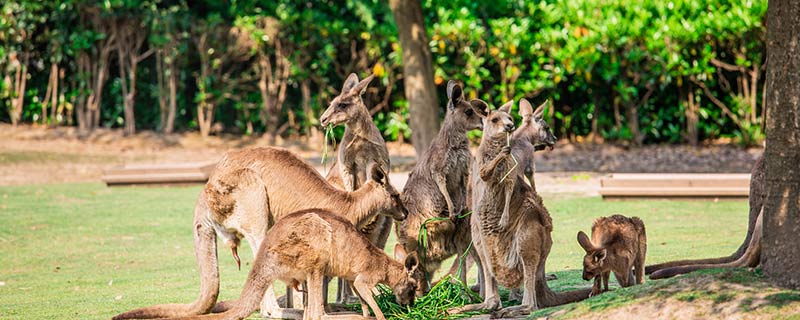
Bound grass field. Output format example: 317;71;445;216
0;183;796;319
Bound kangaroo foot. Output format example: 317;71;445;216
321;312;375;320
492;304;535;318
261;307;304;320
447;298;502;315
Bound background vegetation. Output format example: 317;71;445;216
0;0;767;146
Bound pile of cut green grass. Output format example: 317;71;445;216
353;275;483;320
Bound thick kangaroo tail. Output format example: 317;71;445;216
650;209;763;280
536;277;592;307
113;193;221;320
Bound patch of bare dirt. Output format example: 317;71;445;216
0;124;762;187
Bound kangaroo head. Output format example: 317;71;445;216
394;244;425;304
364;163;407;221
445;80;488;132
518;98;557;150
482;100;515;140
320;73;374;127
577;231;607;281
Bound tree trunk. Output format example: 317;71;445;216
9;51;29;126
681;84;699;146
389;0;440;156
166;59;177;134
761;0;800;290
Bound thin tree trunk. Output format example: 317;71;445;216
389;0;440;155
761;0;800;290
682;84;699;146
166;59;177;134
9;51;29;126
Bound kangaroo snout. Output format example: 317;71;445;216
504;123;516;132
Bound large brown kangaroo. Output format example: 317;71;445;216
395;80;487;291
159;210;424;320
645;155;765;279
319;73;395;303
113;147;406;320
577;214;647;296
510;98;557;192
449;105;589;318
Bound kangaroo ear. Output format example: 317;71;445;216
394;243;407;261
342;73;359;94
470;99;489;117
498;100;513;114
350;74;375;96
533;100;547;120
519;98;533;117
577;231;594;252
404;251;420;271
594;249;607;262
368;163;388;186
447;80;463;103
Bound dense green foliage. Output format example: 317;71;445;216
0;0;766;145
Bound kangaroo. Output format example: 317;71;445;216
511;98;557;191
161;210;424;320
319;72;394;303
577;214;647;296
395;80;487;291
646;155;765;279
113;147;406;320
449;105;589;318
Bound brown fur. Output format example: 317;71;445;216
449;107;588;318
645;155;765;276
577;214;647;296
160;210;424;320
319;73;394;303
510;98;557;191
395;80;488;290
113;147;406;320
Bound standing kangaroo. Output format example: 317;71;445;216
646;155;765;279
319;72;394;303
449;105;589;318
395;80;487;290
511;98;557;191
160;210;424;320
113;147;406;320
577;214;647;296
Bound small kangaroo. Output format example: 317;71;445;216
510;98;557;191
450;105;589;318
577;214;647;296
113;147;406;320
161;209;424;320
395;80;487;291
319;72;394;303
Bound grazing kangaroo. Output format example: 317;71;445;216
395;80;488;291
113;147;406;320
319;72;394;303
510;98;557;191
161;210;424;320
646;155;765;279
449;105;589;318
577;214;647;296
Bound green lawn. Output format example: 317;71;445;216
0;183;770;319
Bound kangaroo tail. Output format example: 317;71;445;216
113;193;221;320
646;156;765;275
650;209;762;280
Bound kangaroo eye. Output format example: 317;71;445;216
465;109;474;116
492;118;498;123
337;102;350;110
